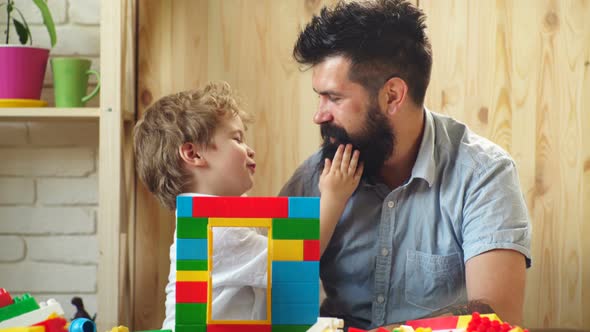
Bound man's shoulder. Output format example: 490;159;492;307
430;111;514;174
279;151;322;196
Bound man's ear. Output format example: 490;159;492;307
179;142;207;168
382;76;409;115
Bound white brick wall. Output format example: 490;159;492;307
0;179;35;205
0;0;100;321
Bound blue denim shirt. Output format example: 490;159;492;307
279;109;531;329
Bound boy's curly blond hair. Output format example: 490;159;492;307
133;81;251;210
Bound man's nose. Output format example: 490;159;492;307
314;97;334;124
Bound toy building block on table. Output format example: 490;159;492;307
0;290;13;309
403;312;527;332
0;298;65;329
0;294;40;323
105;326;130;332
0;290;66;332
403;312;503;331
349;313;523;332
463;313;528;332
0;327;44;332
349;327;391;332
32;314;67;332
175;196;320;332
306;318;344;332
69;318;96;332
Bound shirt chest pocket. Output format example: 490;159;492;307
405;250;465;311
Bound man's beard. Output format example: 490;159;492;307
318;101;395;180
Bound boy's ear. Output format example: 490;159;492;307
179;142;207;167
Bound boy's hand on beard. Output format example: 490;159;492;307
319;144;364;201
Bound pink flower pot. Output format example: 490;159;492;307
0;45;50;100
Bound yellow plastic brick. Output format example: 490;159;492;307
0;327;45;332
177;270;208;282
272;240;303;261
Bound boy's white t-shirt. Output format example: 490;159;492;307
163;194;268;330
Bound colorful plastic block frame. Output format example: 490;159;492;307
175;196;320;332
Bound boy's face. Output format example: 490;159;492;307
202;114;256;196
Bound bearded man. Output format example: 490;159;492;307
279;0;531;330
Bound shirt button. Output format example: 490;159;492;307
381;248;389;256
377;295;385;303
388;201;395;208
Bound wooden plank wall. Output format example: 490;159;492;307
135;1;207;329
419;0;590;328
135;0;589;330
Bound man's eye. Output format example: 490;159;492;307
329;96;340;102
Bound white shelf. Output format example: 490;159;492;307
0;108;134;121
0;107;100;120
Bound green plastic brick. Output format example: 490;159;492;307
137;330;172;332
272;325;311;332
177;259;208;271
0;294;39;322
177;217;208;239
175;325;206;332
176;303;206;325
272;218;319;240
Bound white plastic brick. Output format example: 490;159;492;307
306;317;344;332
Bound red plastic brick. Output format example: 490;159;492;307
192;197;288;218
348;328;367;332
303;240;320;261
176;282;207;303
207;324;271;332
0;288;13;308
406;316;459;330
34;316;68;332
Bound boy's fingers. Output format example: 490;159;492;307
331;145;344;172
341;144;352;173
322;158;331;176
348;150;360;175
355;162;364;179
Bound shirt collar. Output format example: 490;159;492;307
409;108;436;187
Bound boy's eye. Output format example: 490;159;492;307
233;137;243;143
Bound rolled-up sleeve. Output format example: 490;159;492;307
461;157;532;267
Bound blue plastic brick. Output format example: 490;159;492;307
177;196;193;217
272;282;319;304
271;303;319;325
288;197;320;218
177;239;207;260
272;261;319;283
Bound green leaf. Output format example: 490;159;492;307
32;0;57;47
13;18;29;45
14;7;32;45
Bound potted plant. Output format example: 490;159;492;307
0;0;57;103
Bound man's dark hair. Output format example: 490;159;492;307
293;0;432;106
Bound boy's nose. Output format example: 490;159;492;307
247;146;255;158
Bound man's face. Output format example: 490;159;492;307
319;98;395;179
311;56;395;178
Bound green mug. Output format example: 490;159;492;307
51;57;101;107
